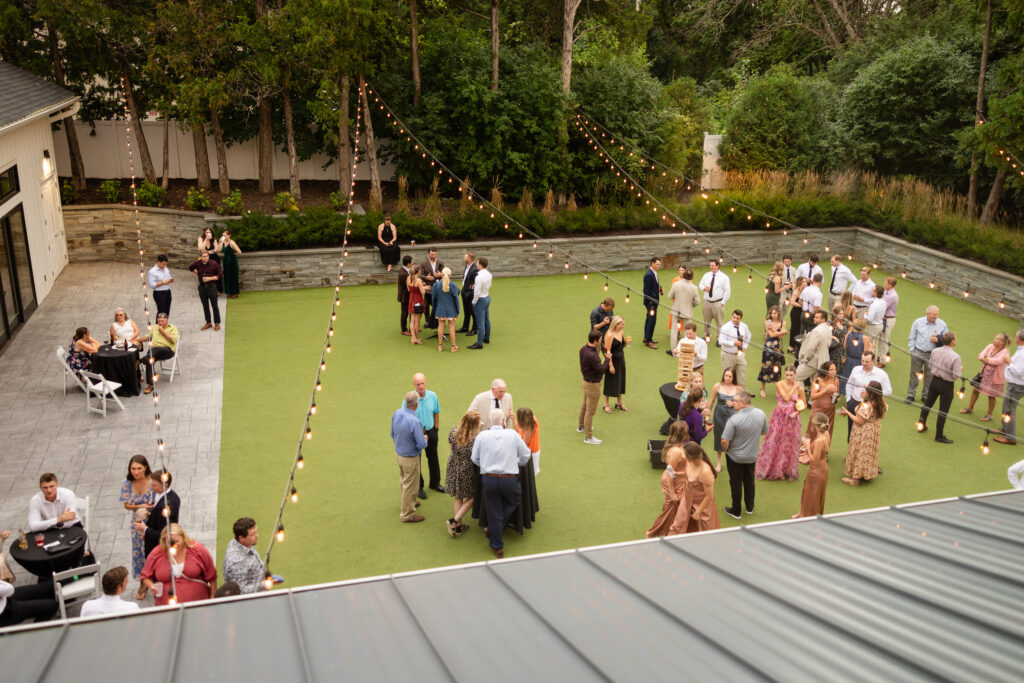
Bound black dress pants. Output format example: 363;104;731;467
153;289;172;316
0;582;58;626
726;456;755;512
419;427;440;490
458;291;476;332
919;377;954;438
198;284;220;324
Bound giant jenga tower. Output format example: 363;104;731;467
675;339;695;391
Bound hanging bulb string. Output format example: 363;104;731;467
263;88;365;571
120;76;177;602
577;109;864;256
976;118;1024;178
367;85;1012;446
572;115;772;284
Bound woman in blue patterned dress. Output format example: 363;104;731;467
119;455;155;578
67;327;100;375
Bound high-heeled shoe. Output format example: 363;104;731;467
603;405;613;414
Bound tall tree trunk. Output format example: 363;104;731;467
968;0;993;216
979;168;1006;226
359;76;382;211
210;109;231;195
121;69;157;184
826;0;859;41
338;75;352;197
191;121;211;189
282;84;301;198
560;0;582;94
160;117;170;190
490;0;499;91
809;0;843;52
257;94;274;193
46;20;85;191
410;0;421;107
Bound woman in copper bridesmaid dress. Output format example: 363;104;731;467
670;442;720;533
795;412;831;518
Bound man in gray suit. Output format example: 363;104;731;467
795;309;832;385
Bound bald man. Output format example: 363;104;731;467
407;373;442;496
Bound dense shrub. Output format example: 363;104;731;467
60;179;77;205
134;181;166;207
185;187;211;211
218;190;244;216
98;179;121;203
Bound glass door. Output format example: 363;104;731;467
0;205;37;348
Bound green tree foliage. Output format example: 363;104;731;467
836;35;975;187
719;67;831;173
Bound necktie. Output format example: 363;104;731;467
786;266;791;281
830;267;837;294
709;273;717;299
735;324;742;348
494;398;500;409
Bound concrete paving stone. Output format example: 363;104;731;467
0;262;223;585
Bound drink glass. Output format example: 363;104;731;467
35;533;44;546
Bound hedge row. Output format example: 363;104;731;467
228;198;1024;277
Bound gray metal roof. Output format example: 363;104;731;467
2;490;1022;682
0;61;78;133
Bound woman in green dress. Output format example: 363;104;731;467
219;229;243;298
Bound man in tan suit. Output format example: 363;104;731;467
468;378;514;428
795;309;832;384
668;268;701;351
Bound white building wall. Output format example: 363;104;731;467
0;117;68;304
52;119;396;182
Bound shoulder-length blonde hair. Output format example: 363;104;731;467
159;523;196;556
455;410;482;446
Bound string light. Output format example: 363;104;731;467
276;526;285;543
290;487;298;503
916;420;926;432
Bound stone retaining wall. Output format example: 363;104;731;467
60;205;1023;320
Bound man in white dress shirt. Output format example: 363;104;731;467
848;267;876;317
469;378;514;428
798;273;824;334
826;255;856;312
79;567;140;618
995;329;1024;446
467;257;493;349
674;322;708;375
878;277;900;366
845;351;892;442
27;473;77;532
864;285;886;350
699;259;730;345
795;254;823;283
147;254;174;316
718;309;751;389
779;255;796;322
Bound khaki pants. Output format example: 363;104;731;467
702;301;724;343
879;318;896;362
721;350;747;389
669;313;693;348
865;323;883;354
396;454;421;520
827;293;842;314
578;380;602;438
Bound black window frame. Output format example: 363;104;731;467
0;165;18;205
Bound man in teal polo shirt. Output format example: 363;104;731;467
410;372;442;497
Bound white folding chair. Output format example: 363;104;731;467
57;346;87;395
74;496;90;543
52;563;101;619
80;370;126;416
155;336;181;383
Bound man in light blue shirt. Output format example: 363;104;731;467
906;305;947;403
471;409;531;558
391;392;428;523
409;373;442;497
147;254;173;316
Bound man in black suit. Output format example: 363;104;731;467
642;256;663;349
397;255;413;336
133;469;180;559
420;248;444;331
457;250;478;335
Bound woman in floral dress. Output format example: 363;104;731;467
757;306;787;398
841;382;888;486
828;304;848;374
445;410;482;537
119;455;155;579
756;365;805;481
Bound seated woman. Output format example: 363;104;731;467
67;327;101;374
109;308;140;346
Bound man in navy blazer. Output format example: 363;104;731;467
456;250;479;335
133;469;181;558
642;257;663;349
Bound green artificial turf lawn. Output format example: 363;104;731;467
218;259;1020;587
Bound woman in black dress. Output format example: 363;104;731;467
788;276;807;354
603;316;629;412
377;214;401;271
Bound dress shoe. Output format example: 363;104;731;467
401;331;412;336
644;341;658;349
417;489;427;500
483;339;490;344
402;515;425;523
493;548;504;559
934;436;953;444
214;323;221;331
201;323;213;330
414;501;421;507
468;343;483;349
466;329;478;336
994;436;1016;445
429;484;446;494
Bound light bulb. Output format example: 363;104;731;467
291;487;298;503
603;281;608;292
309;403;317;415
916;372;924;381
297;455;304;469
1003;413;1012;424
276;526;285;542
916;421;925;432
981;441;990;455
884;354;892;363
264;577;274;590
305;428;312;440
625;293;630;303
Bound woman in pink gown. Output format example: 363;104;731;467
646;446;687;537
756;365;805;481
670;442;720;533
